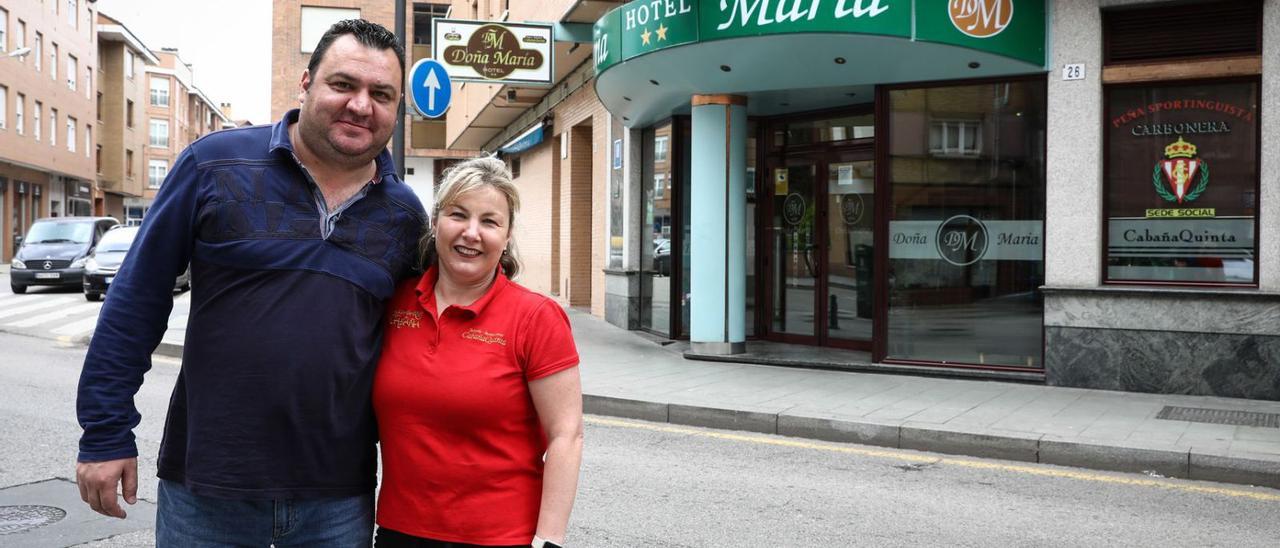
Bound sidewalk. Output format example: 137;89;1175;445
155;307;1280;490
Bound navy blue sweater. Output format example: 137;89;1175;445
76;110;426;499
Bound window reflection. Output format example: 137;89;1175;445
640;123;674;336
886;80;1047;368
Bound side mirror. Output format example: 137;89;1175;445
13;236;22;247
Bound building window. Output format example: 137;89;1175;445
34;32;42;71
1104;79;1259;286
149;119;169;147
16;19;25;58
67;117;76;152
85;124;91;158
886;78;1047;368
413;3;451;47
34;101;42;141
148;160;168;189
928;120;982;157
0;85;7;129
67;54;77;90
126;100;134;127
67;0;77;27
150;76;169;107
96;144;102;173
126;149;134;178
300;7;359;53
50;108;57;146
50;42;58;81
85;66;92;98
125;50;134;79
15;93;23;135
654;135;669;162
0;8;7;53
96;93;102;121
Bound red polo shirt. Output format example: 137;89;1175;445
373;266;579;545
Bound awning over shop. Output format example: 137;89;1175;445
498;123;546;155
592;0;1048;127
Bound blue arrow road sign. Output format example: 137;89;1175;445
409;59;451;118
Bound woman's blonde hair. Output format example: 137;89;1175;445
420;156;522;278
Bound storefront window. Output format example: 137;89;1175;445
886;79;1047;368
608;116;625;270
772;113;874;148
640;122;675;336
1104;80;1258;285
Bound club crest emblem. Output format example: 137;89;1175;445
1152;137;1209;204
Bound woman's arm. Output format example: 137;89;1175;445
529;366;584;544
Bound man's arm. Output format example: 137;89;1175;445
75;147;201;517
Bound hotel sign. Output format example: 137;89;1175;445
889;219;1042;263
595;0;1045;73
433;20;553;84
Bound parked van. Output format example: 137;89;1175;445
9;217;120;294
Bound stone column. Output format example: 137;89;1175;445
689;95;747;355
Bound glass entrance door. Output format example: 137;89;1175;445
766;154;875;349
770;158;819;341
824;160;875;347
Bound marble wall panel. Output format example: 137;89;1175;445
1046;327;1280;401
1262;0;1280;290
1045;0;1104;288
1045;288;1280;336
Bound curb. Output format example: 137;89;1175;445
583;394;1280;491
155;341;184;359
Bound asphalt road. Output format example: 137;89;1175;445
1;332;1277;546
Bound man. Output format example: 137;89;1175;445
75;19;425;545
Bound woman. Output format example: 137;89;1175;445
373;157;583;548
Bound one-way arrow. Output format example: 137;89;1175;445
424;67;441;112
409;59;452;119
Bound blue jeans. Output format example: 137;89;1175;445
156;479;374;547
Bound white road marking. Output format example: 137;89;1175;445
51;315;104;336
5;301;103;327
0;297;79;320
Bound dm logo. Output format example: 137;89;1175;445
949;0;1014;39
1153;137;1209;204
936;215;989;266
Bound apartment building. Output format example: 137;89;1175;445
95;11;155;224
0;0;100;261
269;0;476;207
137;48;230;224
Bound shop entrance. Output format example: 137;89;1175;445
760;111;876;351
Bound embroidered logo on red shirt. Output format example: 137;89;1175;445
462;328;506;346
389;310;424;329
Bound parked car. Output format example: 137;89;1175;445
10;217;120;294
82;226;191;301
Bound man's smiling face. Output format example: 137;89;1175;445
295;34;402;167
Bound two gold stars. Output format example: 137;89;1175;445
640;24;669;46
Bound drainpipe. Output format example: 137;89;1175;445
393;0;407;178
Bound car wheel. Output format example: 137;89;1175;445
10;284;26;295
85;292;101;302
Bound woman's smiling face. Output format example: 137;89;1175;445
433;185;512;285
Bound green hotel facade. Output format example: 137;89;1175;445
448;0;1279;400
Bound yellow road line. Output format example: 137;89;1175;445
585;416;1280;502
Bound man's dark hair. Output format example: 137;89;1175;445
307;19;406;79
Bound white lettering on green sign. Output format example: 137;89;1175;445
715;0;890;31
625;0;696;30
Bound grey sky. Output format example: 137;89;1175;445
96;0;272;125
